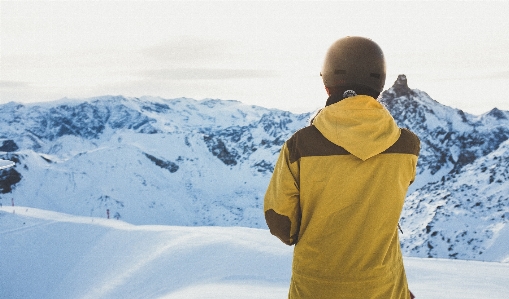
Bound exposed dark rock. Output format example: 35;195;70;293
486;108;507;120
388;74;415;98
144;153;179;173
203;135;238;166
0;140;19;152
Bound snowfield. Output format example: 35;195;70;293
1;206;508;299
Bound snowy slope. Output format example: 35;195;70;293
381;75;509;261
2;207;509;299
400;139;509;262
0;75;508;262
0;97;306;227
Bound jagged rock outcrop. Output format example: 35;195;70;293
388;74;415;98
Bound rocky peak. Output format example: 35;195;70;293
390;74;414;97
486;108;507;120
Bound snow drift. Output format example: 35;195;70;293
1;207;509;299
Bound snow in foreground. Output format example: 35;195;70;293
1;207;508;299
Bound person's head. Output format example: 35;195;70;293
320;36;386;101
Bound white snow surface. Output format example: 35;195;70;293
400;139;509;262
0;159;14;170
1;206;509;299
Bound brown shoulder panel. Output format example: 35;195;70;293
382;128;420;156
265;209;298;245
287;126;350;164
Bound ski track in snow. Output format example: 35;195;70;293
1;207;509;299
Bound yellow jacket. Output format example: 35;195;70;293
264;95;419;299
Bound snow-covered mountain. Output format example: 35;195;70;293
380;75;509;262
0;96;308;227
0;75;508;262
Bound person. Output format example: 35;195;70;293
264;36;419;299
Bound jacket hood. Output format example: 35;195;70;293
312;95;400;161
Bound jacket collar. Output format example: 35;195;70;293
325;93;345;107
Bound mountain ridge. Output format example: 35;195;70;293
0;75;508;262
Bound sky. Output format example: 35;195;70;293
1;1;509;115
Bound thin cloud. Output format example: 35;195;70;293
142;37;228;64
487;71;509;79
142;68;278;80
437;70;509;82
0;81;30;89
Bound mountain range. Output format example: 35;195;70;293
0;75;507;262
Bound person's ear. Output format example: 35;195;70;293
325;86;331;96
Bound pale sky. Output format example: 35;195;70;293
1;1;509;115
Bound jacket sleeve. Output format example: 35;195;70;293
409;134;420;186
264;142;301;245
